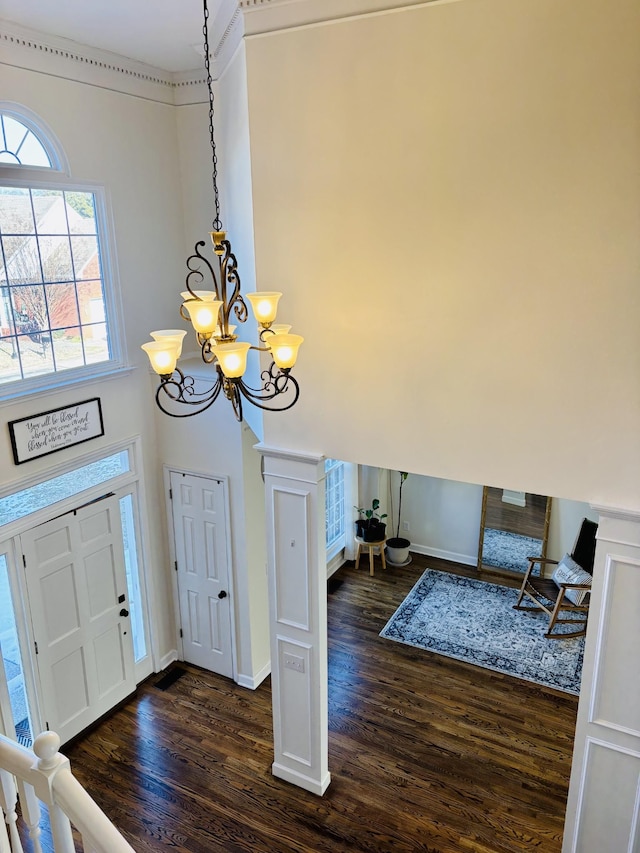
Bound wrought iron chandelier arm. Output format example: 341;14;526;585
155;367;224;418
236;375;300;413
143;0;303;424
184;241;220;299
215;237;248;329
235;362;300;412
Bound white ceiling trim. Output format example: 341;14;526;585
240;0;461;36
0;13;244;106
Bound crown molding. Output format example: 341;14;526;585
240;0;460;36
213;0;245;77
0;20;179;103
0;17;244;106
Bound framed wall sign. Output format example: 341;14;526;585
8;398;104;465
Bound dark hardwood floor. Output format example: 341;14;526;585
51;555;577;852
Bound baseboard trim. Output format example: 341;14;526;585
410;544;477;567
237;660;271;690
327;552;347;578
157;650;178;673
272;762;331;796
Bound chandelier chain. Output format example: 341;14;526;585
203;0;222;232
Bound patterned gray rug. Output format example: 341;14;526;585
380;570;584;695
482;528;543;573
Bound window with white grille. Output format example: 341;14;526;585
325;458;345;560
0;105;123;398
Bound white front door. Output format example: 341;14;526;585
170;472;233;678
21;495;135;745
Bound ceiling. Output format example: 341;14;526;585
0;0;224;73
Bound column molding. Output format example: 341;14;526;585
255;444;330;796
562;506;640;852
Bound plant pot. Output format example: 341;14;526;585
386;536;411;565
362;521;386;542
355;519;367;538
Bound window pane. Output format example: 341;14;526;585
0;337;22;382
13;285;47;333
325;459;345;551
65;192;97;234
17;333;54;377
3;116;29;153
0;188;35;234
0;450;131;526
0;183;115;388
83;323;109;363
0;115;52;168
32;190;66;235
46;282;79;328
0;554;33;745
71;236;100;279
39;235;73;282
15;131;51;168
0;288;17;334
3;236;43;285
52;330;84;370
77;280;106;323
119;494;147;663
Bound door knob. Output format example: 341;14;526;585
218;590;227;600
120;608;129;617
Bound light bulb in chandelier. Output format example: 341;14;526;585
150;329;187;358
246;292;282;327
268;334;304;370
212;341;252;378
141;340;180;376
183;298;223;337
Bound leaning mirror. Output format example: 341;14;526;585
477;486;552;577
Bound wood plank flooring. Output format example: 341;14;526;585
53;555;577;852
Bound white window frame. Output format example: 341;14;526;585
325;458;346;563
0;106;127;401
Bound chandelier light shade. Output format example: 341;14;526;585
141;0;303;421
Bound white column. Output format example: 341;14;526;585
257;445;330;796
562;507;640;853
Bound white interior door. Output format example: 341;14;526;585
21;495;135;745
170;472;233;678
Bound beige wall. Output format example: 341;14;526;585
0;63;187;666
243;0;640;509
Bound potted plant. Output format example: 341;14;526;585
354;498;387;542
386;472;411;565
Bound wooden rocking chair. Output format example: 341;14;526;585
513;518;598;639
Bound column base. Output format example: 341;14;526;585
272;762;331;796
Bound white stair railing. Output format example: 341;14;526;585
0;731;135;853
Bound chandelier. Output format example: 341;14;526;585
141;0;303;421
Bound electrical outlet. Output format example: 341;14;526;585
284;653;305;673
402;521;410;532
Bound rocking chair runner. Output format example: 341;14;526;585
513;518;598;639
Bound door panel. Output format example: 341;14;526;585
171;472;233;678
22;495;135;744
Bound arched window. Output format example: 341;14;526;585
0;113;51;167
0;105;123;396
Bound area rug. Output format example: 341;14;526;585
380;570;583;694
482;528;543;573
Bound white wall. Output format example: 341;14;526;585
243;0;640;510
240;422;270;682
362;467;596;566
154;361;269;684
0;63;187;666
172;48;270;684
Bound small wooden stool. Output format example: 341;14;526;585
355;536;387;576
